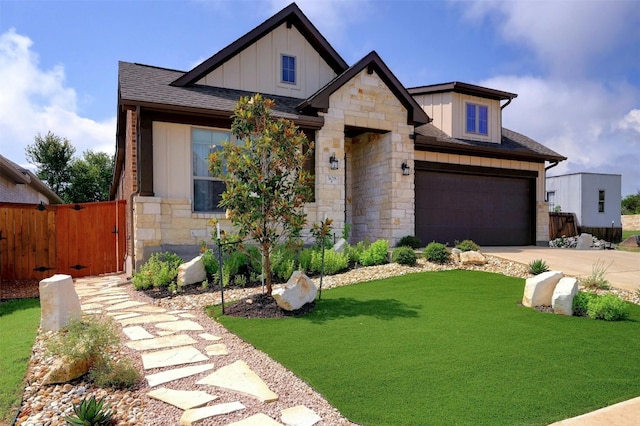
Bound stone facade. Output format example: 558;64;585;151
313;69;414;244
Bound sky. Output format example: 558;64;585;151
1;0;639;196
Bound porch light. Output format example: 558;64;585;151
329;152;339;170
401;160;411;176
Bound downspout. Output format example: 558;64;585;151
545;160;559;171
500;97;514;110
128;106;142;275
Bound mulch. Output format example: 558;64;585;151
1;279;40;300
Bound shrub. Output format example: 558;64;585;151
397;235;422;250
298;248;313;273
572;291;596;317
528;259;550;275
271;247;297;282
392;247;417;266
424;242;450;264
132;251;183;290
201;249;219;277
90;358;140;389
581;259;612;290
586;294;629;321
455;239;480;252
359;239;389;266
308;249;349;275
346;241;368;267
46;316;119;367
64;395;113;426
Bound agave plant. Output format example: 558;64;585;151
64;395;113;426
528;259;550;275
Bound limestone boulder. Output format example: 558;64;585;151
576;233;593;250
178;255;206;286
460;251;487;265
39;274;81;332
552;277;579;316
272;271;317;311
522;270;563;308
450;248;462;262
333;238;347;253
42;357;90;385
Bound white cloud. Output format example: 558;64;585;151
480;75;640;195
0;29;115;167
459;0;640;78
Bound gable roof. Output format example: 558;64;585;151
171;3;348;87
0;155;63;204
298;51;431;126
408;81;517;101
414;124;566;162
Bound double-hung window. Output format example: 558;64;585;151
192;128;230;212
598;190;605;213
547;191;556;212
281;55;296;84
466;103;488;135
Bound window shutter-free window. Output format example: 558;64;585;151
281;55;296;84
192;129;231;212
466;103;489;135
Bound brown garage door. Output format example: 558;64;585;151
415;168;534;246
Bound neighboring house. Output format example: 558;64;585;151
110;3;565;273
0;154;63;205
546;172;622;235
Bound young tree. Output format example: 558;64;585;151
66;150;114;203
25;131;75;197
209;94;314;295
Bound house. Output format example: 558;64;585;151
110;3;565;273
546;172;621;239
0;154;62;205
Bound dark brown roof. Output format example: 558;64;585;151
298;51;431;126
171;3;348;87
118;61;324;128
414;124;566;162
408;82;517;101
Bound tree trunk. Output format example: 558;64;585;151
263;242;272;295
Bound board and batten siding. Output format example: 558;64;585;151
412;92;502;143
153;122;192;200
196;23;337;99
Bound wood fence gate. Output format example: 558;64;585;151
0;200;126;280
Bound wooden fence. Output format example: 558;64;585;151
0;200;126;280
549;212;578;240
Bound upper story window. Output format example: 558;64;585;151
466;103;488;135
598;190;605;213
281;55;296;84
192;128;231;213
547;191;556;212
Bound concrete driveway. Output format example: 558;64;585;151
483;246;639;292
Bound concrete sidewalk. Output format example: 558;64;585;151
483;246;639;292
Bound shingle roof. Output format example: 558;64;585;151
414;124;566;162
118;62;323;127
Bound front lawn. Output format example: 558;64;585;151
212;270;640;426
0;298;40;424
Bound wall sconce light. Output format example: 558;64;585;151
329;152;339;170
401;160;411;176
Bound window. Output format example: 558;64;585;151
192;128;230;212
466;103;488;135
281;55;296;84
598;190;605;213
547;191;556;212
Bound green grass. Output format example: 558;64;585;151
0;298;40;425
622;230;639;240
211;270;640;426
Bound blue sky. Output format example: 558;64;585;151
1;0;639;196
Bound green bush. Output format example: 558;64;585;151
586;294;629;321
271;246;297;282
201;249;219;276
346;241;368;267
397;235;422;250
528;259;550;275
298;248;313;273
572;291;596;317
46;316;119;367
424;242;450;264
392;247;417;266
359;239;389;266
308;249;349;275
455;239;480;252
90;358;140;389
132;251;183;290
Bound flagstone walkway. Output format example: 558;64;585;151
74;275;326;426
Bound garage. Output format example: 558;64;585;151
415;162;536;246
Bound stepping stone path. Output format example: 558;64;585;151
72;275;323;425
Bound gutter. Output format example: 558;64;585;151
545;160;560;171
